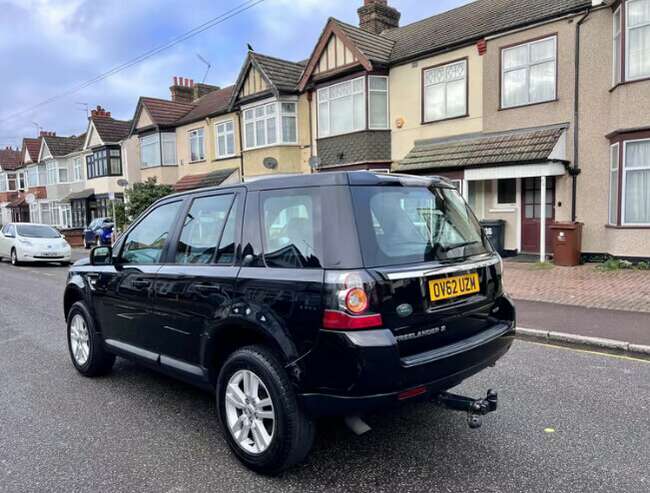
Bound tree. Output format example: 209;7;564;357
118;177;174;229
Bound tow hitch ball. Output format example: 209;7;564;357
435;389;498;429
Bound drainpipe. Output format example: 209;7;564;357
571;8;592;222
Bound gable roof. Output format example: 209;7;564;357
131;97;196;134
0;147;21;171
231;51;306;106
395;124;568;173
91;116;132;143
381;0;591;64
175;85;236;126
21;138;41;164
336;19;395;65
41;134;86;159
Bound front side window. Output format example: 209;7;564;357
161;133;176;165
609;144;620;225
423;60;467;122
261;190;322;268
502;36;557;108
120;201;181;265
318;77;365;137
216;121;236;158
140;133;161;168
623;139;650;224
189;128;205;162
614;7;623;84
351;186;490;267
627;0;650;80
368;76;389;129
175;194;235;264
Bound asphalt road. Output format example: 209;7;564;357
1;258;649;492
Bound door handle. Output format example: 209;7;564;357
132;280;151;289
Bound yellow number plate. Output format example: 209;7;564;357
429;272;480;302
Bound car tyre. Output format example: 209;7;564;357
217;345;315;475
10;248;20;266
67;301;115;377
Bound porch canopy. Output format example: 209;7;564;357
62;189;95;203
396;124;570;260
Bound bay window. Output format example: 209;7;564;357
140;133;176;168
27;166;39;188
216;120;236;158
0;173;6;192
161;133;176;165
626;0;650;80
243;101;298;149
73;157;82;182
87;146;122;179
318;78;366;137
423;59;467;122
614;7;622;84
609;144;620;225
189;128;205;162
623;139;650;224
47;161;57;184
368;76;389;128
501;35;557;108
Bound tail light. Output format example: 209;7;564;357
322;271;382;330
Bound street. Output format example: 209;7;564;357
1;258;649;493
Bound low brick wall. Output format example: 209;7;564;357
61;228;84;247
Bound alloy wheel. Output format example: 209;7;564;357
225;369;275;455
69;314;90;366
11;250;17;265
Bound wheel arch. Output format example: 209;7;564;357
63;284;86;321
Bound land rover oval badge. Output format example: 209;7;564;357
396;304;413;318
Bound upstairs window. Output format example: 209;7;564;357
27;167;39;187
73;157;82;182
501;36;557;108
87;146;121;179
423;59;467;122
140;134;160;168
318;77;366;137
614;7;623;84
626;0;650;80
189;128;205;162
216;120;236;158
0;173;6;192
243;101;297;149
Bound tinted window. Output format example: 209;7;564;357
120;201;181;265
16;225;60;238
175;194;234;264
497;179;516;204
216;196;239;265
351;186;490;267
261;190;322;268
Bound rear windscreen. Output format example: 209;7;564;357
351;185;492;267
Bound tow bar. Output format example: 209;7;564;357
435;389;498;429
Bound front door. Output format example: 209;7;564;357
521;177;555;254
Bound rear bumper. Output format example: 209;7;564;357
299;318;515;417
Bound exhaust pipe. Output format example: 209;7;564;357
344;416;372;435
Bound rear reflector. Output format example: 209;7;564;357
398;386;427;401
322;310;383;330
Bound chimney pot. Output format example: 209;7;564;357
358;0;400;34
173;76;178;85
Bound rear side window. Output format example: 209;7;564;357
261;189;322;268
352;185;490;267
120;201;181;265
175;194;235;264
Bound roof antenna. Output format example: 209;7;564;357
76;102;89;117
196;53;212;83
31;121;42;136
247;43;254;52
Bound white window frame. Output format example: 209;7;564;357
46;161;57;185
622;138;650;226
368;75;390;130
215;120;236;158
423;59;467;123
0;173;6;192
188;128;205;162
501;35;557;109
140;133;161;168
626;0;650;81
317;77;366;138
613;6;623;84
73;157;83;182
609;143;620;225
161;132;177;166
26;166;39;188
242;100;298;150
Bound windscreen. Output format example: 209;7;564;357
16;225;61;239
351;185;492;267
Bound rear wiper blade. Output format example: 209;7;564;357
439;241;479;252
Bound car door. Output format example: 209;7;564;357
0;224;12;256
91;199;184;362
151;189;243;376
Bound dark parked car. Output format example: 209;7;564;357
63;172;515;474
83;217;113;248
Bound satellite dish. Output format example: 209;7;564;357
308;156;321;171
25;193;36;205
263;157;278;170
117;179;129;187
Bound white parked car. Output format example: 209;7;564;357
0;223;72;266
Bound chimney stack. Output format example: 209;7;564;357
39;131;56;137
358;0;400;35
170;76;195;103
193;83;221;101
90;105;111;118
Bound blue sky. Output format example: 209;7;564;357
0;0;472;148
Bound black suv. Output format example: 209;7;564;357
64;172;515;474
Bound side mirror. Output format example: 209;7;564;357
90;246;113;266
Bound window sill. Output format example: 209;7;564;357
188;159;207;164
609;76;650;92
498;98;558;111
420;113;469;126
243;143;299;151
141;164;178;169
213;155;240;162
317;129;389;140
489;207;517;213
605;224;650;230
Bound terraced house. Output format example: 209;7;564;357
0;146;23;225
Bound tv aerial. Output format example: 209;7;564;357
196;53;212;83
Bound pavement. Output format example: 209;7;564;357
1;259;650;492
